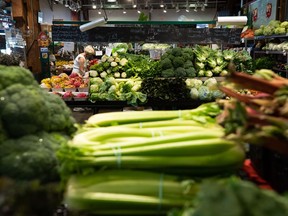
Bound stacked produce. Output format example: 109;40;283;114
58;103;245;214
89;52;129;78
157;47;196;78
0;65;77;215
141;77;191;102
217;69;288;154
262;41;288;51
40;73;89;91
185;78;226;101
254;20;288;36
89;76;147;106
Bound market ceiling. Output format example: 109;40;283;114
57;0;244;13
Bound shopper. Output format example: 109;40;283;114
71;45;95;77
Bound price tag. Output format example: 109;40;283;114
95;50;103;56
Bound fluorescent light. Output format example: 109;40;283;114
107;0;116;2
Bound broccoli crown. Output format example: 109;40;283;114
159;58;173;70
0;65;38;91
0;84;76;138
173;57;185;68
0;131;67;181
185;67;197;78
175;67;187;77
171;47;183;57
184;60;194;69
161;69;175;78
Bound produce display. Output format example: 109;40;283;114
254;20;288;36
262;41;288;51
89;76;147;106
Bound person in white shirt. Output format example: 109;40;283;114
71;45;95;77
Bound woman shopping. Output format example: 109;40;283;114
71;45;95;77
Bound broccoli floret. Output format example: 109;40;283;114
159;58;173;70
42;92;77;135
0;131;67;181
185;67;197;78
102;62;111;70
182;53;191;62
173;57;185;68
175;67;187;77
171;47;183;57
161;69;175;78
184;60;193;69
0;65;38;91
0;84;76;138
182;47;194;56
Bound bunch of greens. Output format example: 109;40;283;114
120;52;161;78
173;178;288;216
89;76;147;106
158;47;196;78
254;56;275;70
141;77;191;101
194;45;231;77
233;50;254;75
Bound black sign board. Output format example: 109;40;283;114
52;25;242;44
0;34;6;49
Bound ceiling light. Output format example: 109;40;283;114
123;8;127;14
107;0;116;2
92;4;97;9
98;10;102;15
201;3;205;11
186;5;189;12
137;9;141;13
133;0;137;8
160;1;164;7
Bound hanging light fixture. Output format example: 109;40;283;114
160;0;164;8
133;0;137;8
65;0;69;7
123;8;127;14
201;3;205;11
163;5;167;13
175;3;180;12
92;0;97;9
137;7;141;13
98;9;102;14
185;0;189;12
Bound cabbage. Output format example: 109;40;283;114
204;78;218;90
198;86;212;101
190;88;199;100
185;78;203;89
212;90;225;99
90;84;100;93
90;77;103;85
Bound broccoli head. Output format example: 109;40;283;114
183;60;194;69
0;131;67;182
171;47;183;57
159;58;173;70
175;67;187;78
185;67;197;78
0;84;76;138
161;69;175;78
173;57;185;68
0;65;38;91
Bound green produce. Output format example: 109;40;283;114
0;65;38;90
89;77;147;106
158;47;196;78
0;65;76;183
254;20;288;36
232;50;254;75
64;170;199;215
177;178;288;216
0;131;66;182
254;56;275;70
141;77;191;101
0;53;21;66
